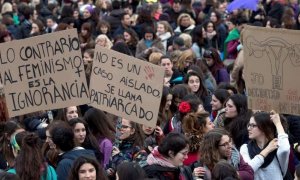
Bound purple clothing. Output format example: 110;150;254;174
238;155;254;180
215;68;230;85
227;39;239;59
99;138;113;169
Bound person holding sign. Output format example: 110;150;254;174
240;111;290;180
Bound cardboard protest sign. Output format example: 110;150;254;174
243;25;300;115
0;29;90;117
89;46;164;127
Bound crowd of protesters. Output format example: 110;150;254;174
1;0;300;179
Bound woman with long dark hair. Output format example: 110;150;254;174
203;20;219;50
211;89;230;123
68;156;107;180
8;132;57;179
123;28;139;56
84;108;115;169
184;71;212;113
79;22;95;53
240;111;290;180
223;94;253;150
203;48;230;85
191;25;205;59
209;10;227;53
0;120;24;170
68;118;103;164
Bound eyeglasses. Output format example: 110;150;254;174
247;123;258;129
120;125;132;129
219;139;232;148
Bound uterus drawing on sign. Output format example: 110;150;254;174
245;36;300;90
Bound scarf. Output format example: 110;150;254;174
247;140;277;168
146;147;175;168
179;25;188;33
230;146;240;169
144;40;153;48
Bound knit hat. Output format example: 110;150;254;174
85;5;94;14
1;2;13;14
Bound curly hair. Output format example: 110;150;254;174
199;128;230;170
183;111;210;152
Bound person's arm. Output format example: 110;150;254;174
240;144;264;172
230;50;244;85
227;40;239;54
100;139;113;169
271;111;290;175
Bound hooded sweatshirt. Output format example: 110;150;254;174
56;147;95;180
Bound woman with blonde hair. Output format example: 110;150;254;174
179;33;192;48
176;49;196;73
95;34;113;49
174;13;195;35
149;52;163;65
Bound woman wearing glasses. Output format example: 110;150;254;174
240;111;290;180
107;118;147;178
191;128;254;180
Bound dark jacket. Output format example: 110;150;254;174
56;148;95;180
144;164;193;180
215;68;230;85
169;69;184;87
216;23;227;52
14;19;31;39
113;25;127;37
103;9;125;34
